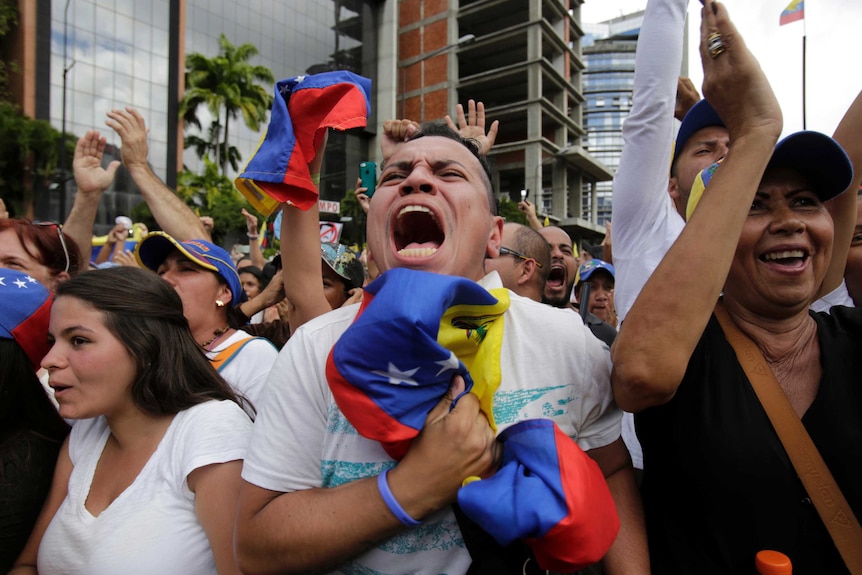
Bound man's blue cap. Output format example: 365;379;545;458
673;99;726;167
576;259;615;287
136;231;245;307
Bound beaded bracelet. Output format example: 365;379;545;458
247;233;260;239
377;469;421;527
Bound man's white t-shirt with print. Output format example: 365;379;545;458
243;272;621;575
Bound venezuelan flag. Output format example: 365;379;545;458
325;268;509;460
779;0;804;26
457;419;619;571
235;71;372;216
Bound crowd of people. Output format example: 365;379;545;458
1;0;861;573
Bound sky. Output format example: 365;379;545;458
581;0;860;137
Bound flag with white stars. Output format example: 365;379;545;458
235;70;372;216
0;268;52;369
326;268;510;460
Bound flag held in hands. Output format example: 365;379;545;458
235;71;372;216
325;268;509;460
457;419;620;572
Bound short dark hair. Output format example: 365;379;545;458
511;224;551;284
406;123;497;216
55;267;250;416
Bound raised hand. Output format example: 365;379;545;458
699;0;781;141
353;177;370;214
518;199;542;230
241;208;258;236
445;99;499;156
105;107;151;170
72;131;121;195
112;249;140;268
381;119;421;161
199;216;215;235
675;77;701;121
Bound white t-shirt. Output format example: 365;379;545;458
810;280;855;312
242;272;620;575
206;330;277;411
610;0;688;326
37;400;251;575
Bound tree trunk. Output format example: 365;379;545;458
221;114;230;177
214;110;222;174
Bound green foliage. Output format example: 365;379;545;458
179;34;275;176
0;0;18;101
497;195;527;225
0;101;64;215
129;200;157;232
184;122;241;173
175;158;256;245
0;1;62;217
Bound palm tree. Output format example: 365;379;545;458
184;122;242;173
179;34;275;176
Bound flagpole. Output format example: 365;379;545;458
802;15;807;130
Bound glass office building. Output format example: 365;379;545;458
41;0;379;228
581;11;642;225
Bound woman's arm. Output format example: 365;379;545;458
189;460;244;575
611;0;783;412
9;438;73;575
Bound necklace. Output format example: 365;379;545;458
202;326;230;350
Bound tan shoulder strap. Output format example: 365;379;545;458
714;301;862;573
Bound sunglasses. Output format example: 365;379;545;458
499;246;543;268
33;221;71;274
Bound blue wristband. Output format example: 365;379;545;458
377;469;421;527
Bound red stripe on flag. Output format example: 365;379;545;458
779;9;803;25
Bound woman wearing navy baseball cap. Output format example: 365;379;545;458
135;232;277;412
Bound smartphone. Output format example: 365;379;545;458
359;161;377;198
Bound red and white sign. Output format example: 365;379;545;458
319;222;343;243
319;200;340;214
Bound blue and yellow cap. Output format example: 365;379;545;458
136;231;245;307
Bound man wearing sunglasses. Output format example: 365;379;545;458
484;222;549;302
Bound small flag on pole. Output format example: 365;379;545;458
779;0;804;26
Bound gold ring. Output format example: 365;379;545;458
461;475;482;487
707;32;726;59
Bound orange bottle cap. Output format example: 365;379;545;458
756;550;792;574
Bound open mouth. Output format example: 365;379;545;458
546;264;566;290
759;249;808;268
50;383;71;396
394;205;444;257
